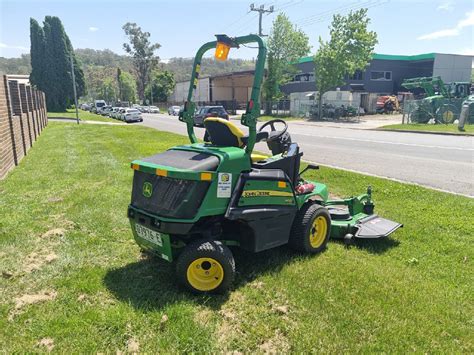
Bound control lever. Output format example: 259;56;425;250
299;164;319;176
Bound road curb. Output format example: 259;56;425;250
376;128;473;137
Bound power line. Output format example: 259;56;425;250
249;3;275;36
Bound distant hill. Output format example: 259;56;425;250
0;48;255;82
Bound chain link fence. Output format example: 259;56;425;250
402;97;467;124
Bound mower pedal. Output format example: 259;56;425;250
354;214;402;239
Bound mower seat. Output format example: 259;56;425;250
204;117;268;163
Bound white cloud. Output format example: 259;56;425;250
417;11;474;40
458;47;474;56
0;42;28;50
437;1;454;12
89;27;99;32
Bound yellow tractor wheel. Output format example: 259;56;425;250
176;240;235;294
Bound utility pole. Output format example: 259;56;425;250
70;53;79;125
250;3;274;36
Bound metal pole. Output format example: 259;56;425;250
250;4;274;36
70;53;79;124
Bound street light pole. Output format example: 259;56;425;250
70;53;79;125
250;3;274;36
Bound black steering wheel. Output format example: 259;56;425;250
257;119;288;141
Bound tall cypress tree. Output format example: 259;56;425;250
29;16;85;111
29;18;45;92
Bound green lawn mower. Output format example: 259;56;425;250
127;34;402;293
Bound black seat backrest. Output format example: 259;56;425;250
252;143;302;186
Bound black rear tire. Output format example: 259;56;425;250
176;239;235;294
289;203;331;253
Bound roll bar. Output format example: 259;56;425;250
179;34;267;155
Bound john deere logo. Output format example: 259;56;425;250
142;182;153;198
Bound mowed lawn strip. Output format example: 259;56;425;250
0;122;472;352
381;123;474;135
48;108;117;123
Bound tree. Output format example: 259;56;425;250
314;9;377;118
263;13;311;113
29;19;45;91
122;22;160;102
29;16;85;111
145;70;175;103
118;70;137;103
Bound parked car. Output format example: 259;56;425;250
122;108;143;123
193;106;229;126
141;106;151;113
80;103;91;111
168;105;181;115
148;106;160;113
101;106;113;116
109;107;120;119
92;100;106;114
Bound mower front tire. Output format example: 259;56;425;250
176;239;235;294
289;203;331;253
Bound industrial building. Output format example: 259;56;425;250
169;70;257;111
169;53;473;114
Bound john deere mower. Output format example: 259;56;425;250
127;34;402;293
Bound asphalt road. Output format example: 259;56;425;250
137;113;474;197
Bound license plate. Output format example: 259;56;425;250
135;224;163;246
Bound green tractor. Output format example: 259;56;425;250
402;76;471;124
127;35;402;293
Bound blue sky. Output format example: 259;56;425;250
0;0;473;60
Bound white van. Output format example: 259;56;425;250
94;100;107;113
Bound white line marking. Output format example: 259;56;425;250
306;159;473;198
295;133;474;151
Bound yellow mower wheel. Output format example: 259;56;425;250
176;240;235;294
289;203;331;253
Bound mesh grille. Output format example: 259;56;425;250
131;170;210;219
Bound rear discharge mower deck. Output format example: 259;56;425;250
127;34;402;293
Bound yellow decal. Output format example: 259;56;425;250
277;181;286;188
196;64;201;73
242;190;293;198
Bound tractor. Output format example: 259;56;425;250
127;34;402;293
402;76;470;124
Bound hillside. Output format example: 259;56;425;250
0;48;255;83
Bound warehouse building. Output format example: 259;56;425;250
169;53;473;114
283;52;473;114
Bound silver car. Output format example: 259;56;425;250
168;105;181;115
122;108;143;123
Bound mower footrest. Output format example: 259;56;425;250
354;215;402;239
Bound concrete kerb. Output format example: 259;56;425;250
48;118;127;126
376;128;473;137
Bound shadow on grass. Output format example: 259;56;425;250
331;237;400;254
103;238;398;311
103;245;310;311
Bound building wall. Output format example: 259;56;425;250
169;77;210;103
433;54;473;83
281;57;437;95
210;73;254;102
0;75;47;179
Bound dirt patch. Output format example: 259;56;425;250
258;330;290;353
23;251;57;273
37;338;55;352
217;292;246;349
194;308;213;326
40;228;66;239
47;196;63;203
9;290;57;321
126;337;140;353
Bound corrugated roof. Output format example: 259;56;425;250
296;53;436;64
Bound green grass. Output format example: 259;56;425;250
48;109;117;123
1;122;473;352
381;123;474;135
